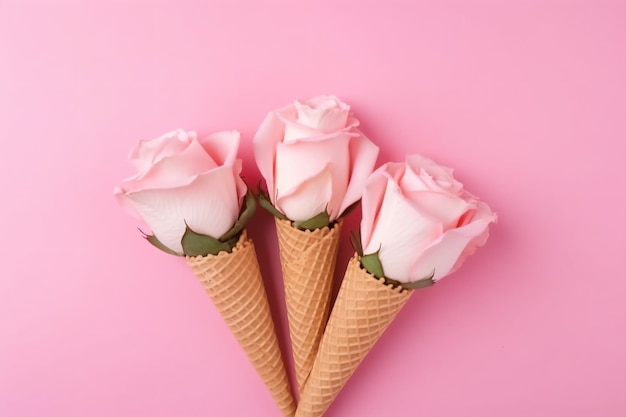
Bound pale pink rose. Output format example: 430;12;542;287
114;129;247;255
361;154;496;284
254;95;379;222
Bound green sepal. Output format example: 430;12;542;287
383;276;404;289
222;234;240;249
402;272;435;290
361;250;385;278
402;278;435;290
219;191;256;242
350;229;364;257
257;184;288;220
181;224;231;257
140;229;182;257
257;182;334;230
293;211;330;231
361;248;435;291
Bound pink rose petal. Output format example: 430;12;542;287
364;181;443;282
283;121;323;143
404;190;473;231
129;129;194;172
294;95;350;133
409;200;496;282
338;129;379;217
407;154;463;195
253;110;289;196
120;138;218;194
360;164;394;250
199;130;241;166
122;165;242;254
232;159;248;203
449;201;496;274
274;135;350;219
276;164;333;222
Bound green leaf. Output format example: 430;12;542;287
350;229;363;257
361;250;385;278
293;211;330;231
140;230;182;257
401;271;435;290
220;191;256;242
257;186;288;220
181;224;231;257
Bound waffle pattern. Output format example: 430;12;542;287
295;255;413;417
186;231;296;417
275;218;342;392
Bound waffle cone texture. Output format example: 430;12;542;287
186;231;296;417
295;254;413;417
274;218;342;392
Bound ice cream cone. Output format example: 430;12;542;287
186;230;296;417
295;254;413;417
274;218;342;392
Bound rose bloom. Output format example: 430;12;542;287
361;154;496;284
254;95;379;222
114;129;247;255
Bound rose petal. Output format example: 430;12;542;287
409;200;496;282
398;163;434;192
129;129;194;172
122;165;242;254
274;135;350;218
253;108;290;196
114;186;143;220
293;95;350;133
275;164;333;222
232;159;248;203
407;154;463;195
199;130;241;166
303;95;350;113
151;130;197;164
120;138;218;194
360;164;394;250
278;102;358;143
364;181;443;282
283;121;323;143
337;130;379;218
449;201;496;273
404;190;473;231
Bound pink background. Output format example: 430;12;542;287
1;1;625;416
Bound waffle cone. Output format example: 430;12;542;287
295;254;413;417
274;218;342;392
186;231;296;417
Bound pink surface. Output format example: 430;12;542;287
1;1;625;416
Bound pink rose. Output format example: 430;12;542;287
114;129;247;255
254;95;379;223
360;154;496;285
